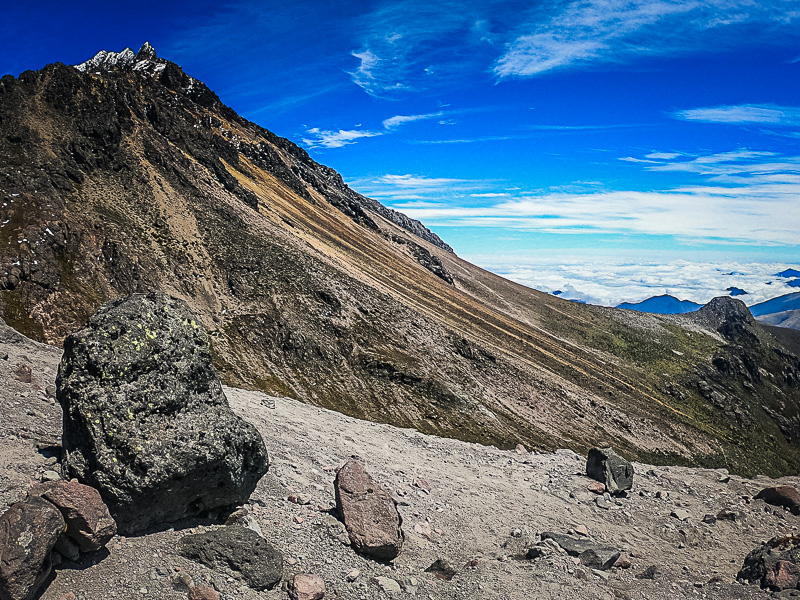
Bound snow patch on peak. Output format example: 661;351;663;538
75;47;138;72
137;42;157;60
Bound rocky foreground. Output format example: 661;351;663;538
1;316;799;600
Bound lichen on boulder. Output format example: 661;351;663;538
56;292;269;533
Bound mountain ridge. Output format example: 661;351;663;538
1;44;800;476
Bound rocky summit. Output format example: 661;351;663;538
0;43;799;480
56;292;269;533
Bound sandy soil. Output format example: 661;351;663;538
0;322;795;600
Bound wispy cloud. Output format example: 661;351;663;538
672;104;800;126
357;149;800;247
494;0;800;78
302;127;382;149
382;111;444;129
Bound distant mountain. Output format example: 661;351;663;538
727;287;748;296
2;44;800;476
776;269;800;278
749;292;800;317
617;294;702;314
788;279;800;288
758;310;800;330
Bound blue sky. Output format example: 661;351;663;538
3;0;800;305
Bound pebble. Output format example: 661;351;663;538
346;569;360;582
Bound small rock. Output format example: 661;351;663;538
12;363;32;383
345;569;360;582
579;547;621;571
575;524;589;537
375;577;402;594
702;514;717;524
413;477;431;492
53;535;81;562
414;522;432;539
716;508;739;522
294;516;305;524
288;494;312;505
595;496;612;510
614;554;632;569
586;447;634;493
670;509;691;521
40;470;61;482
637;565;660;580
514;444;527;454
188;585;220;600
58;594;77;600
510;528;523;538
289;573;325;600
425;558;457;581
755;486;800;515
171;570;195;589
587;481;606;495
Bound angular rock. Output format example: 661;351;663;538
579;547;621;571
739;535;800;590
188;586;219;600
57;293;269;533
374;577;402;594
425;558;457;581
334;459;403;560
755;486;800;515
179;525;282;590
289;573;325;600
540;531;620;570
0;496;66;600
586;447;634;493
28;479;116;551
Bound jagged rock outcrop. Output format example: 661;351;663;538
738;535;800;591
56;292;269;533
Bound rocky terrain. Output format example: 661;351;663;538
2;313;800;600
0;43;799;479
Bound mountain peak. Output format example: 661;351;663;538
75;47;138;72
137;41;157;61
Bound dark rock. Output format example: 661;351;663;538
738;535;800;590
53;535;80;562
586;447;634;493
57;293;269;533
0;496;66;600
28;479;116;551
755;486;800;515
637;565;661;580
579;547;621;571
425;558;457;581
716;508;740;522
541;532;597;555
334;459;403;560
180;525;282;590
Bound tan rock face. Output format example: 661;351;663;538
0;496;65;600
764;560;800;591
28;479;116;551
334;459;403;560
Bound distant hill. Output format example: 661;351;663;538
727;287;748;296
758;310;800;330
776;269;800;278
617;294;702;314
749;292;800;317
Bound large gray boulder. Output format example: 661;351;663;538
57;292;270;534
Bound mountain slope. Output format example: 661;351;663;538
617;294;702;314
750;292;800;317
1;44;800;476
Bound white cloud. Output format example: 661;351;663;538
468;257;800;307
672;104;800;126
494;0;800;78
302;127;382;149
382;112;444;129
359;149;800;247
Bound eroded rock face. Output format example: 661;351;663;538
180;525;283;590
334;459;403;561
28;479;116;551
0;496;65;600
57;292;269;533
586;447;634;494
